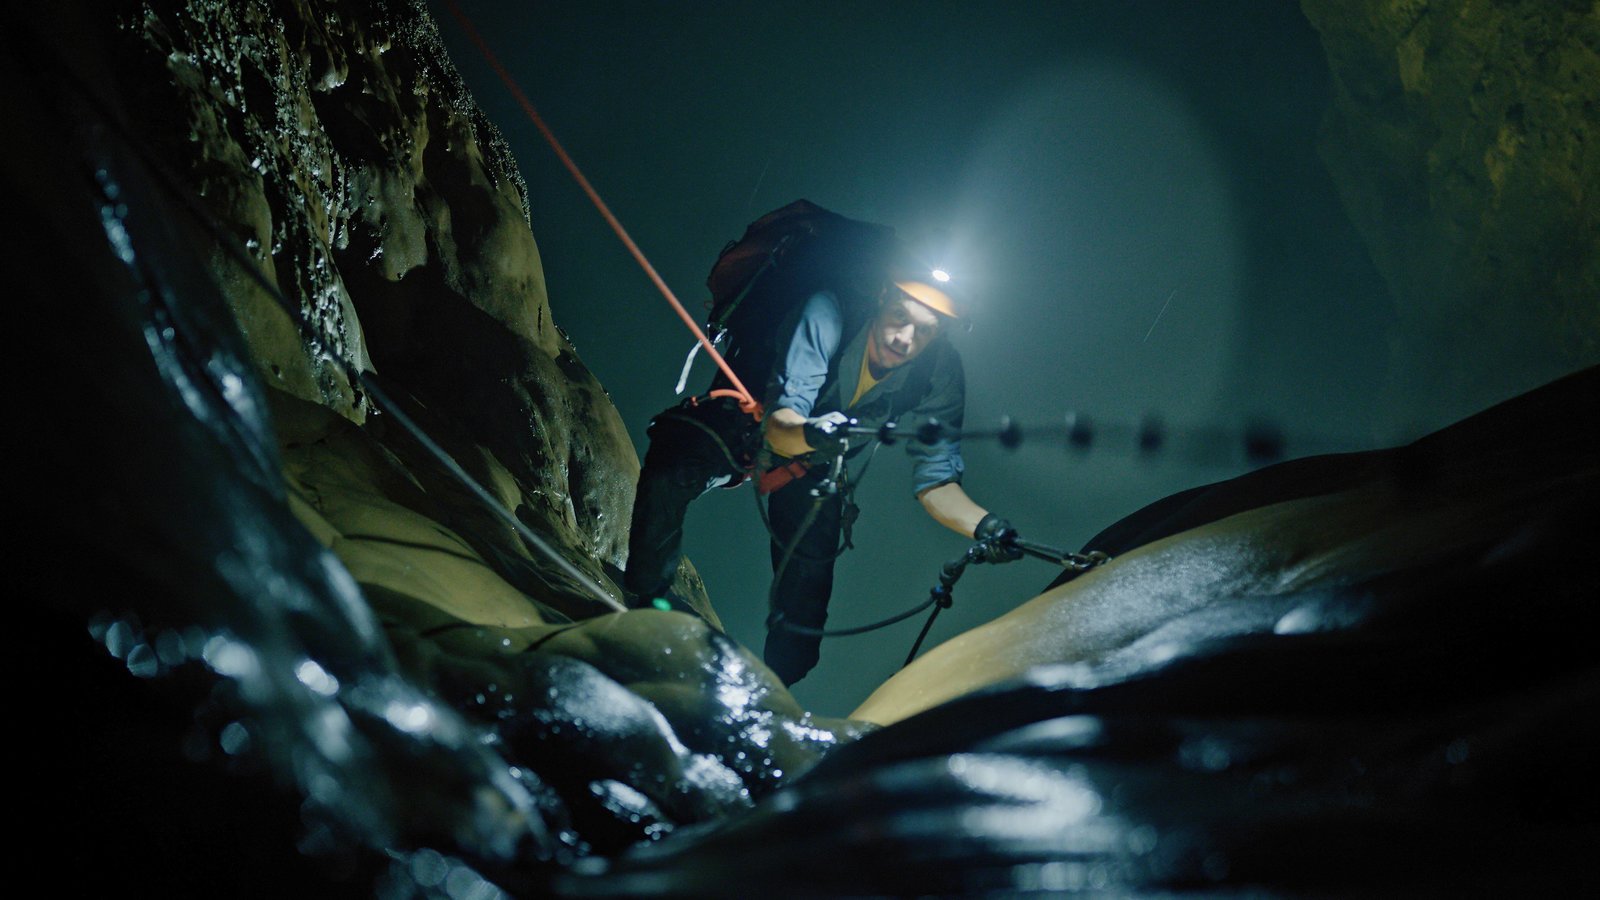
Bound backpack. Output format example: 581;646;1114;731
685;200;901;401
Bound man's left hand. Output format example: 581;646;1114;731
974;513;1023;563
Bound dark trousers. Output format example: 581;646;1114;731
625;404;842;686
624;409;747;602
762;470;843;685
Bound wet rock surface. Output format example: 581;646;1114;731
576;368;1598;897
10;0;1598;896
13;0;841;893
111;0;674;620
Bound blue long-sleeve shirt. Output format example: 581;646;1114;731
768;291;966;494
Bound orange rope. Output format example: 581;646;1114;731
441;0;763;418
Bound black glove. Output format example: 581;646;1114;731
802;415;850;455
974;513;1023;563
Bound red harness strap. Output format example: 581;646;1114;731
757;460;810;495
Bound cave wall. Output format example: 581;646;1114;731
103;0;672;621
1301;0;1599;429
12;0;818;875
13;1;1600;890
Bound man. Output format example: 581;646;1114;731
626;264;1018;685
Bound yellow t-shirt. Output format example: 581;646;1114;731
850;351;881;408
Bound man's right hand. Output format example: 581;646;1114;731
802;412;852;455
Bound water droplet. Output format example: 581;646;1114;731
104;619;137;658
294;659;340;696
86;611;114;642
219;721;251;756
443;865;494;900
126;643;159;678
408;848;449;887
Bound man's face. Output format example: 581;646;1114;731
867;293;943;371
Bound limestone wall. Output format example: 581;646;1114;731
1301;0;1599;428
111;0;666;621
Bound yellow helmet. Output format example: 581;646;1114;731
893;272;960;319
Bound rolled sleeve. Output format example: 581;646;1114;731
905;344;968;494
769;291;843;419
910;438;965;494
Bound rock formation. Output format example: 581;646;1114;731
13;0;855;891
116;0;654;621
1300;0;1599;429
10;0;1598;895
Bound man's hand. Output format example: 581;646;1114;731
802;412;852;456
974;513;1023;563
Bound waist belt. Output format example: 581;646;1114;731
757;459;810;495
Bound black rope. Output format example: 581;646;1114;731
766;492;827;630
768;595;941;638
764;464;950;640
903;600;945;666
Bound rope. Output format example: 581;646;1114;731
51;49;627;614
440;0;762;419
764;459;948;640
770;596;941;638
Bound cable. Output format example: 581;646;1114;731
764;464;947;640
769;596;941;638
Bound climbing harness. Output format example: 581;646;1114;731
44;44;627;614
652;400;875;564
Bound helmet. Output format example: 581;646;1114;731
893;279;959;318
892;268;960;319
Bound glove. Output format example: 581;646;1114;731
802;412;851;455
974;513;1023;563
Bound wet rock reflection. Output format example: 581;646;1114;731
16;0;1598;895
